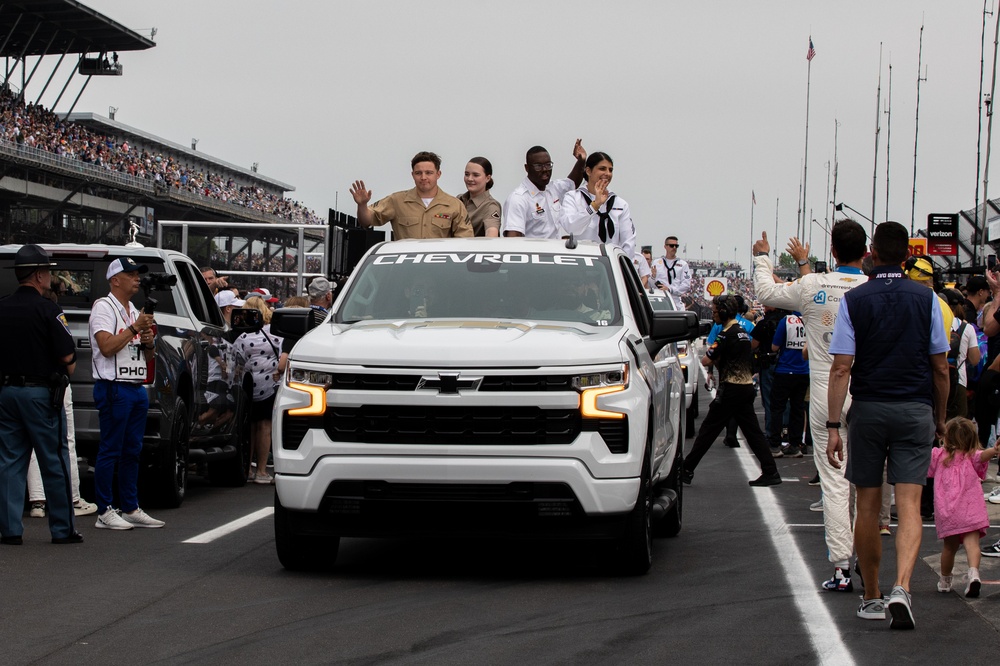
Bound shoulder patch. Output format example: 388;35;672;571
491;211;501;219
57;312;70;335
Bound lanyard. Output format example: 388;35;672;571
107;296;135;331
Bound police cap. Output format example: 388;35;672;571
5;244;57;269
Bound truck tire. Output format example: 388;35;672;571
274;494;340;571
208;389;250;487
143;397;189;508
615;444;653;575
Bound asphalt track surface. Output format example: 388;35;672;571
4;388;1000;665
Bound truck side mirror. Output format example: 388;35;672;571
271;308;314;342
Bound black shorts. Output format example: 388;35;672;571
250;393;276;422
845;400;934;487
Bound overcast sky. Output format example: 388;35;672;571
66;1;996;264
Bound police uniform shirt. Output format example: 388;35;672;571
457;191;502;237
560;185;637;258
368;188;473;239
0;285;74;377
706;321;755;385
89;295;143;382
501;176;575;238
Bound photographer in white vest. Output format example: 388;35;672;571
89;257;164;530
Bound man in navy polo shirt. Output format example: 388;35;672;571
827;221;950;629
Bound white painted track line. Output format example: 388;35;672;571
734;434;855;665
695;359;854;662
183;507;274;544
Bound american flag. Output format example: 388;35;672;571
752;190;756;205
807;37;816;62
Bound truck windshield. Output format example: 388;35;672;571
338;251;620;326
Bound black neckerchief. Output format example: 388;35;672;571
580;191;617;243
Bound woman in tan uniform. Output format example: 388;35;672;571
457;156;501;237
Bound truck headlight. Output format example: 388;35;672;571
575;364;628;419
286;367;333;416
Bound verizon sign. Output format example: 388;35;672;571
926;213;959;256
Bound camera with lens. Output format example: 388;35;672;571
139;272;178;314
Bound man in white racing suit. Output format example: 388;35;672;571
752;220;868;592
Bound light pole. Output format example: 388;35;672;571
834;202;874;226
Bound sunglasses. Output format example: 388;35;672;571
665;244;679;248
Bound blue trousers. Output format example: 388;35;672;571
0;386;75;539
94;380;148;514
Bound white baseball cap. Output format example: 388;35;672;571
215;290;245;308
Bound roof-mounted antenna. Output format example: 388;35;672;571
565;233;577;250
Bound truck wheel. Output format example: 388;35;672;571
143;397;189;508
655;444;683;538
208;389;250;487
274;494;340;571
615;444;653;575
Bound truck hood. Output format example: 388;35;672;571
290;319;625;368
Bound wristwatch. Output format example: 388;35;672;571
825;421;842;429
797;258;809;266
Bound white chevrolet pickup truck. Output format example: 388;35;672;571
270;238;698;574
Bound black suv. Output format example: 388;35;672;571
0;244;252;507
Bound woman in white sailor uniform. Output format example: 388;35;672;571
558;151;636;258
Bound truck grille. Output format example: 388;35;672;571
280;411;627;452
323;374;574;392
325;405;580;445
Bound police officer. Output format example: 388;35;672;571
0;244;80;545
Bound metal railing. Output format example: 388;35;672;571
157;220;330;295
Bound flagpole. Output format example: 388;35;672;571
911;21;926;238
872;42;883;233
750;191;755;262
981;8;1000;266
885;59;892;224
975;2;991;265
802;36;815;243
774;197;779;265
831;118;840;266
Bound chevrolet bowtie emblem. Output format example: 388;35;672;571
417;372;482;394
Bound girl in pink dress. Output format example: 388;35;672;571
928;417;998;597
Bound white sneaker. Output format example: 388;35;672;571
984;487;1000;503
121;508;164;529
29;502;46;518
809;499;824;512
96;508;133;530
966;568;982;598
73;499;98;516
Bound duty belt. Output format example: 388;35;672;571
2;375;51;387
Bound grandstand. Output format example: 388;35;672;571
0;1;362;297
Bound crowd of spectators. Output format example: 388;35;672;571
0;87;324;225
679;262;757;317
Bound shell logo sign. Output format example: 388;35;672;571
704;277;728;300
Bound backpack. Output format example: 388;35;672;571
968;324;988;383
948;322;967;368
